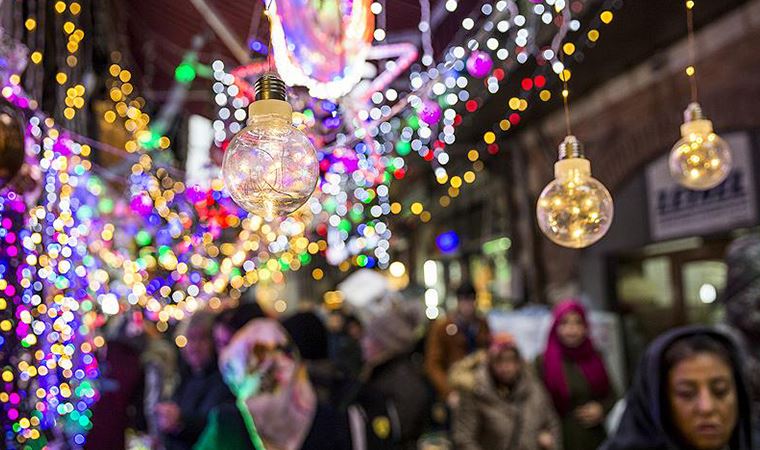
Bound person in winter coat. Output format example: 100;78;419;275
425;282;490;402
195;318;317;450
536;300;616;450
601;326;753;450
721;234;760;448
349;296;432;450
450;333;562;450
157;311;234;450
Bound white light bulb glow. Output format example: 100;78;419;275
669;104;732;191
536;139;614;249
222;96;319;220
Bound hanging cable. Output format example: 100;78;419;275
559;49;572;137
685;0;699;103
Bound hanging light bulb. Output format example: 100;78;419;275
222;74;319;220
668;102;731;190
536;135;614;249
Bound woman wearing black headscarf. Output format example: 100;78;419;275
601;326;753;450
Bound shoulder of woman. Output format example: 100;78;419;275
449;351;488;393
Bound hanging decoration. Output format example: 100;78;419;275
668;0;732;191
222;73;319;220
536;42;614;249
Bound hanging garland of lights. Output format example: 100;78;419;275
668;0;732;191
535;36;614;249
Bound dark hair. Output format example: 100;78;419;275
282;311;329;360
663;333;733;374
456;282;477;300
214;302;266;334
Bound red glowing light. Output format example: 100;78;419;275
465;100;478;112
509;113;520;125
534;75;546;88
521;78;533;90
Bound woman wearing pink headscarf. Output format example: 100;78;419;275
536;300;617;450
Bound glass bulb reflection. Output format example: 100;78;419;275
669;109;731;190
536;157;613;249
222;108;319;220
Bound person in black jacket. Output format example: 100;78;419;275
601;326;753;450
349;295;431;450
156;311;234;450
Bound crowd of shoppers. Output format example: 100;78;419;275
87;234;759;450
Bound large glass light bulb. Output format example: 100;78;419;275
669;102;732;191
222;74;319;220
536;136;614;249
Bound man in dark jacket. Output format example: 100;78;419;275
156;311;234;450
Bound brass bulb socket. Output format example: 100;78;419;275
683;102;706;123
558;135;585;160
254;73;287;102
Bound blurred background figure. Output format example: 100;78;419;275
212;301;267;353
536;300;616;450
85;322;145;450
327;311;364;385
349;294;431;450
602;326;753;450
156;311;233;450
281;305;352;449
196;318;317;450
449;333;561;450
425;282;490;408
721;234;760;447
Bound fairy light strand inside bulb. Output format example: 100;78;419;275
668;0;732;191
536;136;614;248
222;73;319;220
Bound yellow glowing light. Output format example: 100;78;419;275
70;2;82;14
420;211;432;222
560;69;571;82
120;71;132;82
499;119;511;131
468;149;479;161
484;131;496;144
519;99;528;111
109;64;121;76
410;202;424;215
685;66;695;77
63;21;75;34
686;0;694;9
508;97;521;109
448;187;460;197
312;268;324;280
63;108;75;120
600;11;613;24
67;41;78;53
436;173;449;184
563;42;575;55
450;176;463;188
56;72;67;84
464;171;476;183
588;29;600;42
175;335;188;348
31;51;43;64
25;18;36;31
540;90;552;102
562;89;569;98
439;196;451;207
66;55;78;67
390;202;402;214
55;1;66;14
